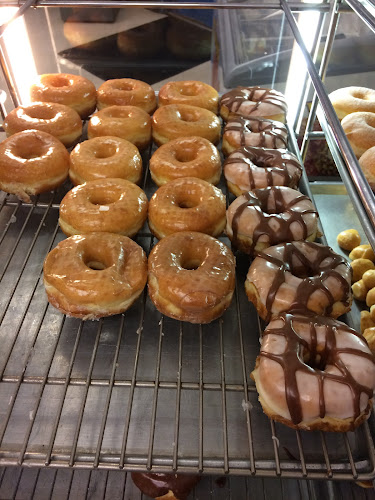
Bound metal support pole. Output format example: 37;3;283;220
281;0;375;249
0;0;333;10
301;0;341;160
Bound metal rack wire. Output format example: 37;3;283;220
0;0;375;487
0;135;374;480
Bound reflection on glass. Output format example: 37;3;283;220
284;6;322;125
0;7;37;104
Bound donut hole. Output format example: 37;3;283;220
113;81;135;92
174;186;203;208
85;260;107;271
174;145;198;163
302;346;327;371
89;192;119;205
26;106;56;120
289;260;317;279
176;197;199;209
15;138;48;159
50;75;71;88
83;250;111;271
180;257;201;270
179;109;200;123
93;143;117;159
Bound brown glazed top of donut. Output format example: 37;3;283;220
131;472;200;500
224;115;288;149
224;147;302;190
221;86;288;115
257;241;351;321
231;187;318;252
261;313;374;425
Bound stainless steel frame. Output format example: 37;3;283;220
0;0;375;485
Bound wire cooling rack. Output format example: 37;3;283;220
0;124;375;482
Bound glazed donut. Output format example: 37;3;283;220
252;313;375;432
43;232;147;320
3;102;82;148
329;86;375;120
148;231;236;323
69;136;142;185
226;186;319;254
131;472;200;500
149;136;221;186
0;129;70;203
30;73;97;119
341;112;375;157
224;147;302;197
148;177;226;239
158;80;219;114
59;178;148;237
96;78;156;114
245;241;352;322
359;146;375;190
152;104;221;146
222;115;288;156
88;105;152;151
220;86;287;123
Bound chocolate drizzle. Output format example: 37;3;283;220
231;187;318;253
131;472;200;500
260;314;375;425
224;115;288;150
255;241;352;321
221;86;288;117
224;146;303;190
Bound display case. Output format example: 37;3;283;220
0;1;375;498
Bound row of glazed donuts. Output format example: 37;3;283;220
42;83;292;325
35;77;225;324
218;88;375;434
0;75;292;203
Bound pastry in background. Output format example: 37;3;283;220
329;86;375;120
117;20;166;58
341;112;375;158
359;146;375;190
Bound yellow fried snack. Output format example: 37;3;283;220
351;258;375;282
349;244;375;261
337;229;361;251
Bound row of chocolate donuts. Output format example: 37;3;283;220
218;88;375;434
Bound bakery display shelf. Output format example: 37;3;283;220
0;120;374;482
0;0;375;487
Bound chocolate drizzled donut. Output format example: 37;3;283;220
245;241;352;321
220;86;288;122
222;115;287;156
227;186;318;254
252;313;375;430
131;472;200;500
224;147;302;196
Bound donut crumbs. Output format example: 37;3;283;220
242;399;253;411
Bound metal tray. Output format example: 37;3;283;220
0;120;375;482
